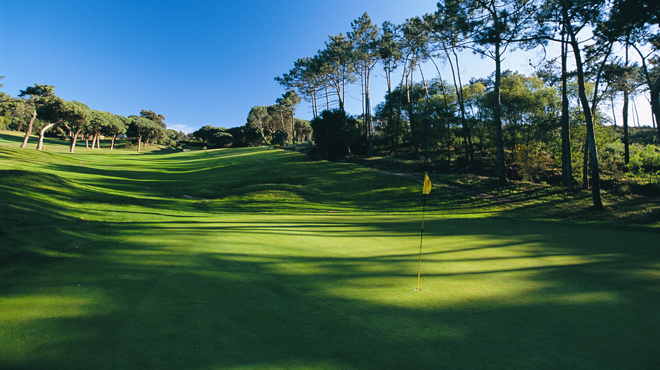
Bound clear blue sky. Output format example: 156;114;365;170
3;0;645;134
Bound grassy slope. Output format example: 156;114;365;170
1;130;660;370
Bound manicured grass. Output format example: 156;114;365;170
1;130;659;369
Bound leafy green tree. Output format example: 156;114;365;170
127;116;162;151
103;114;127;150
61;101;92;153
320;33;357;112
276;90;301;142
193;125;233;148
17;84;55;148
466;0;540;184
270;129;288;146
2;97;33;132
0;92;11;130
247;106;271;143
276;57;325;119
561;0;610;208
602;59;644;164
209;131;233;148
227;125;262;147
428;1;476;163
193;125;223;142
294;118;313;142
88;111;109;149
140;110;166;129
349;12;380;155
378;21;403;151
397;17;430;156
34;97;66;151
604;0;660;140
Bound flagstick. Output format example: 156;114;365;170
415;193;426;291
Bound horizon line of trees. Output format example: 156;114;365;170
274;0;660;210
0;84;187;152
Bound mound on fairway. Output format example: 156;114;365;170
1;132;659;370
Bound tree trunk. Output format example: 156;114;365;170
396;64;409;152
137;135;142;152
36;123;55;150
582;139;589;189
418;65;433;162
651;78;660;140
313;90;318;118
623;90;630;164
493;42;507;184
366;68;373;156
336;86;344;113
111;134;116;150
623;43;630;164
446;47;474;164
360;67;366;131
20;111;37;149
567;18;603;209
632;44;660;141
291;109;295;142
70;129;81;153
406;66;418;155
560;30;574;191
386;69;395;151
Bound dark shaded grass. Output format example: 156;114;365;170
2;211;659;370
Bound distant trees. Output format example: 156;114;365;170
0;84;183;152
104;115;128;150
227;125;262;147
140;110;166;129
245;91;307;145
127;116;163;152
276;90;302;139
62;101;92;153
192;125;233;148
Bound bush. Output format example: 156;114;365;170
270;129;288;147
208;131;233;148
0;116;10;130
311;109;366;159
512;144;546;182
227;126;262;147
629;144;660;173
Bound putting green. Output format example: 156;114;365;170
1;132;659;369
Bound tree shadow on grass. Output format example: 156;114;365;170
2;208;660;369
42;159;504;216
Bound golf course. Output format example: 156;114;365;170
1;131;659;370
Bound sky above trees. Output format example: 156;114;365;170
0;0;650;133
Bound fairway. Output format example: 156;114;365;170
1;132;659;370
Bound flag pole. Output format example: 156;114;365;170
415;192;426;291
416;172;431;291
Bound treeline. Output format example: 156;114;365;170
0;84;186;152
0;82;314;152
273;0;659;209
238;91;313;147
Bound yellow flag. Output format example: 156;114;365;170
423;173;432;194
